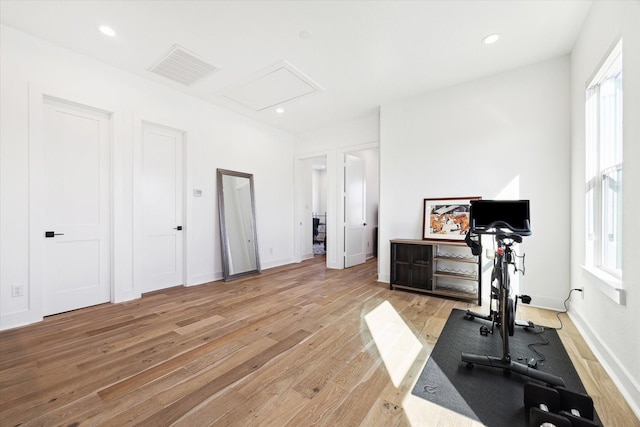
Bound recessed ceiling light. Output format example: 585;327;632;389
276;107;284;114
99;25;116;37
482;33;500;45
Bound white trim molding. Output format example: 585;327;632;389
581;265;625;305
569;309;640;420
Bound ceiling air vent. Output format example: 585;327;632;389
148;44;219;86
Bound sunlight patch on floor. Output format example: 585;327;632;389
402;390;484;427
363;300;422;387
402;357;483;426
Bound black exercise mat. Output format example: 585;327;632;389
412;308;600;426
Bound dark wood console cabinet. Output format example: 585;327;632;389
390;239;481;305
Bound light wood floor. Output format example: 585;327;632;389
1;257;637;426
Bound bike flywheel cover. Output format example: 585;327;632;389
507;297;515;336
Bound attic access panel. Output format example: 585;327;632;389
222;61;323;111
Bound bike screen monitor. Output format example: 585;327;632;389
469;200;531;235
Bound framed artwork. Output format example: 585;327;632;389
423;196;481;241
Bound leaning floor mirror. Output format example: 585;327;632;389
217;169;261;281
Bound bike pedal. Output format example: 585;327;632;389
519;294;532;304
479;326;489;336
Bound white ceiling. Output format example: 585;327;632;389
0;0;593;134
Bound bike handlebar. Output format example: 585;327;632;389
470;220;531;237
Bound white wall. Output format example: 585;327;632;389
569;1;640;417
312;169;327;215
295;112;379;268
379;56;571;310
0;25;295;330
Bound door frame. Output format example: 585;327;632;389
294;142;379;270
294;154;329;264
337;143;379;268
343;153;367;268
132;116;188;295
294;151;336;268
28;84;119;324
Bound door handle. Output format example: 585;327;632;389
45;231;64;238
174;226;183;231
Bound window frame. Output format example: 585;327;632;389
584;39;623;282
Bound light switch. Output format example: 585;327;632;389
193;188;203;197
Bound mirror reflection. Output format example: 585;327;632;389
217;169;261;281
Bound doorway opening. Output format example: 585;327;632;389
311;156;327;257
343;148;379;268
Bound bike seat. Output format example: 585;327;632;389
497;233;523;243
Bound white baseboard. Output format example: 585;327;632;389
1;310;43;331
569;309;640;420
526;294;566;312
262;257;295;270
300;252;314;261
113;290;142;304
187;272;220;286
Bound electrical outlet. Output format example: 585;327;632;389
11;285;24;297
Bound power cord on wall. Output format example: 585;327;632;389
554;288;583;330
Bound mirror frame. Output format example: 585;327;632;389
217;168;261;281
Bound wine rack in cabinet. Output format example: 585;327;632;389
390;239;481;305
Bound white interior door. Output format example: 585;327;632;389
42;99;111;315
344;153;366;268
140;122;184;293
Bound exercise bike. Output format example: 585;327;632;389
465;232;530;337
461;200;565;387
